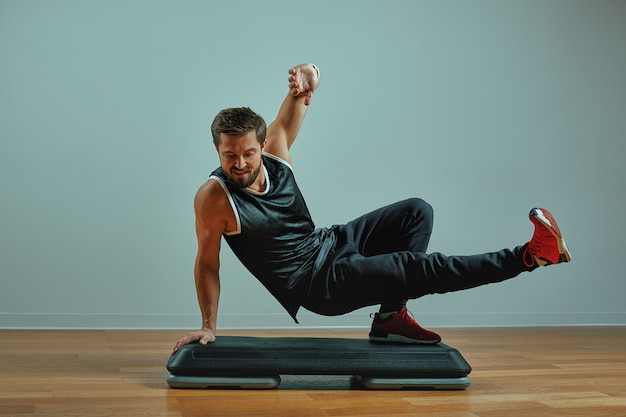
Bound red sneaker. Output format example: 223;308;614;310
369;308;441;344
524;207;572;268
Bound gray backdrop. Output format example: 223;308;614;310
1;0;624;329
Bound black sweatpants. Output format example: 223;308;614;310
301;198;531;316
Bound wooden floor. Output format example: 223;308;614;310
0;327;625;416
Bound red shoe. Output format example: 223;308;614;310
369;308;441;344
524;207;572;268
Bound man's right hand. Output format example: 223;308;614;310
288;63;320;106
171;328;216;354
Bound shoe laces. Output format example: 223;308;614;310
525;225;555;267
395;308;422;333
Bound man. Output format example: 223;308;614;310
172;63;571;353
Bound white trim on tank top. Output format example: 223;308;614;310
207;175;242;236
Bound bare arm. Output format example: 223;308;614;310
263;63;320;163
172;182;228;353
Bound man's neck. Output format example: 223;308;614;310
246;164;267;193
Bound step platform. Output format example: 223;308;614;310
166;336;471;390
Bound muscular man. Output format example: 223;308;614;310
172;64;571;353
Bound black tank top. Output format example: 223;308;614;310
209;153;335;322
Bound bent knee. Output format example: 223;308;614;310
405;198;433;222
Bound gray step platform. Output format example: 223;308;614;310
166;336;471;390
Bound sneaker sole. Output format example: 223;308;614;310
530;208;572;263
369;333;441;345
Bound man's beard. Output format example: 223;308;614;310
230;165;261;189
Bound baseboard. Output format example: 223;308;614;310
1;312;625;329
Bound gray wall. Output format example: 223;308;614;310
1;0;624;329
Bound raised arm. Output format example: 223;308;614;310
263;63;320;163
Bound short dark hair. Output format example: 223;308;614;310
211;107;266;147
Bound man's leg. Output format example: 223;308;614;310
330;198;442;342
302;206;571;344
302;198;442;343
334;198;433;314
330;198;441;343
337;198;433;255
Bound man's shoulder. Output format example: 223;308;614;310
195;178;229;215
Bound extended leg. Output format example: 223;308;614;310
303;207;571;344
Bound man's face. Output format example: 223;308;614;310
217;130;264;189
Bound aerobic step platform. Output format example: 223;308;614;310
166;336;471;390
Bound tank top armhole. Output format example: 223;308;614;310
208;175;241;236
262;151;293;172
